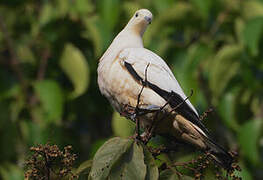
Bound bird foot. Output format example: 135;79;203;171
130;133;142;144
129;131;153;144
141;133;152;144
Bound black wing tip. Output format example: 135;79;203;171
207;139;235;171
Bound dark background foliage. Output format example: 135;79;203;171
0;0;262;179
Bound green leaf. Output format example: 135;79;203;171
89;137;133;180
0;163;24;180
20;120;44;145
89;138;151;180
159;169;178;180
69;0;94;20
143;146;159;180
55;0;70;18
123;2;141;18
153;0;174;13
218;92;239;131
98;0;120;30
108;142;147;180
238;119;262;165
144;2;193;45
34;80;64;123
235;18;245;44
242;0;263;19
159;169;194;180
243;17;263;56
75;160;93;178
39;3;54;26
190;0;212;19
234;162;253;180
112;111;135;137
89;139;107;158
60;43;90;99
16;45;35;64
181;43;212;105
82;17;113;57
209;44;242;104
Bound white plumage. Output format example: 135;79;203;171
98;8;202;136
119;47;199;116
97;9;233;170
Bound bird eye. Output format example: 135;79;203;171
135;13;138;17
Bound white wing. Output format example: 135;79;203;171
119;47;199;116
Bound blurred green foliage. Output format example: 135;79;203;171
0;0;262;179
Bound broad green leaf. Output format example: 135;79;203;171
108;142;147;180
89;137;133;180
20;120;48;145
60;43;90;99
0;163;24;180
242;0;263;19
235;18;245;44
69;0;94;20
186;43;212;72
159;169;194;180
143;146;159;180
39;3;54;26
34;80;64;123
16;45;35;64
159;169;178;180
55;0;70;18
89;139;107;158
218;92;239;131
242;17;263;56
222;0;241;12
89;138;151;180
98;0;120;30
153;0;174;13
123;2;141;17
184;43;212;105
250;96;261;116
234;162;253;180
190;0;212;19
238;119;262;165
144;2;193;45
0;107;18;161
112;111;135;137
209;45;242;104
75;160;93;178
83;17;112;56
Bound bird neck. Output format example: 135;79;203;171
113;29;144;49
98;30;143;63
124;21;147;37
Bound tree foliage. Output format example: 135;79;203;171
0;0;262;179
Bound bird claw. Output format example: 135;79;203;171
140;132;152;144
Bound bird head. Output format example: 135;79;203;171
125;9;153;36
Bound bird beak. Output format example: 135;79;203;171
144;16;152;24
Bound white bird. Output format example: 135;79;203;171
97;9;233;170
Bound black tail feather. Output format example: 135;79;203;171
206;138;234;171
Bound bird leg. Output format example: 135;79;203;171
132;63;150;140
199;107;213;121
143;90;194;144
143;94;174;144
169;89;193;114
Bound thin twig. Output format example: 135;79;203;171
144;90;194;144
169;89;193;114
28;48;50;108
0;15;27;90
148;93;175;135
199;107;213;121
0;15;41;122
37;48;50;80
134;63;150;139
